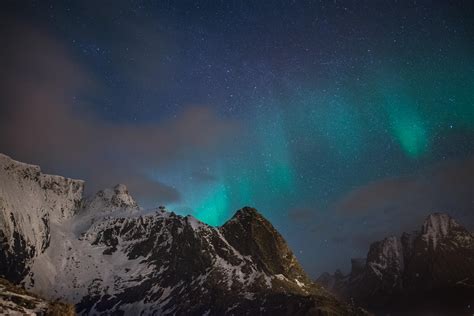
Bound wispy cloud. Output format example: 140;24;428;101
333;158;474;223
286;158;474;274
0;22;239;204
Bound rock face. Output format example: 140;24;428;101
0;153;364;315
318;213;474;315
0;154;84;283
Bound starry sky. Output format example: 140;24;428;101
1;1;473;276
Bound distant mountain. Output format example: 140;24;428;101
0;153;366;315
318;213;474;315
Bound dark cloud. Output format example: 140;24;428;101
333;158;474;227
0;22;239;205
317;157;474;255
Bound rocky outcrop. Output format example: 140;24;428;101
220;207;309;283
0;277;75;315
403;214;474;291
82;184;139;215
0;153;364;315
318;213;474;315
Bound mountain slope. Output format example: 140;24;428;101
0;277;75;315
0;153;364;315
318;213;474;315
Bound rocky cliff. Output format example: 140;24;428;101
318;213;474;315
0;154;83;283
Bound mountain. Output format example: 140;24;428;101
0;153;84;284
0;153;366;315
318;213;474;315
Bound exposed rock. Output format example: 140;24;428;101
318;213;474;315
349;258;366;279
420;213;462;250
220;206;309;282
0;277;75;315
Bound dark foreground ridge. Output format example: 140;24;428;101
318;213;474;315
0;153;367;315
0;277;75;315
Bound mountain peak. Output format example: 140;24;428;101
422;213;459;235
319;212;474;314
229;206;264;222
84;184;139;214
421;213;461;249
366;236;404;283
221;207;308;281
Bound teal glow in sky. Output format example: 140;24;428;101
2;1;473;276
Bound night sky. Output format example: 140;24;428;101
1;1;473;276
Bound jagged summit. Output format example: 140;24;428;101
318;212;474;315
221;206;308;281
421;213;462;249
422;212;460;234
365;235;404;292
0;153;85;188
0;153;42;175
228;206;262;219
83;183;139;214
220;206;267;228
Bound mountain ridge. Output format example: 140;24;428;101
0;153;366;315
318;212;474;315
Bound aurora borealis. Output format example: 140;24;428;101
1;1;473;275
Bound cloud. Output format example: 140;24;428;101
323;157;474;252
332;157;474;226
0;21;239;205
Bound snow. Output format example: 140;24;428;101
225;303;240;313
0;153;83;261
275;274;286;281
0;282;49;315
28;212;158;304
82;184;140;216
294;279;305;288
186;215;207;231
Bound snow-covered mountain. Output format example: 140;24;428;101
0;153;84;284
0;153;365;315
318;213;474;315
